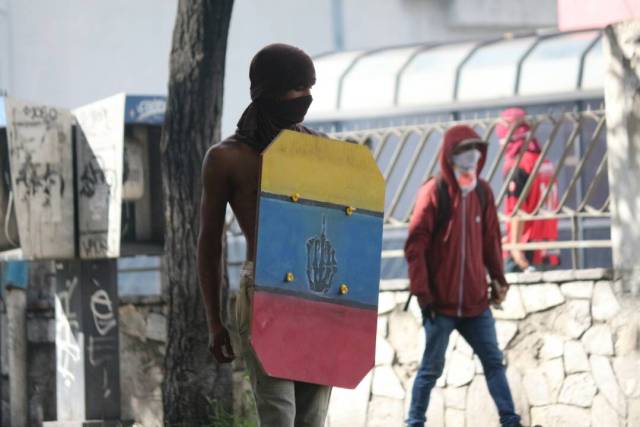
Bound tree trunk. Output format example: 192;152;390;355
161;1;234;424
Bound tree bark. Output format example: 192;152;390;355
161;1;234;424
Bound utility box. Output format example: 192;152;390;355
0;94;166;260
0;94;167;426
3;97;76;259
120;95;166;254
0;93;167;425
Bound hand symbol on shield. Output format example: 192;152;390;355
306;216;338;293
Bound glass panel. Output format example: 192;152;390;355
398;43;476;106
582;221;612;268
391;129;444;221
340;47;421;111
581;37;604;90
519;31;600;96
383;132;421;214
117;255;161;270
579;115;608;209
380;226;408;280
117;255;162;295
308;51;363;115
458;37;537;101
118;271;162;296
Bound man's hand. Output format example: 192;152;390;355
490;281;508;305
209;327;235;363
416;293;432;309
421;304;436;324
416;294;436;323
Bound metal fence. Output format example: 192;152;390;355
332;109;611;270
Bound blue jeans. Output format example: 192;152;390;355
407;308;521;427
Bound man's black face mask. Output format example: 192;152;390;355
258;95;313;127
236;43;316;152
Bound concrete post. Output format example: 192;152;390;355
603;18;640;295
5;286;27;427
45;259;123;427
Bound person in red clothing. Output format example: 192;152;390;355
405;125;523;427
497;107;560;272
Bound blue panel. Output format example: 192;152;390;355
117;255;162;269
117;255;162;296
1;261;29;289
0;97;6;128
255;196;382;308
117;271;162;296
124;95;166;125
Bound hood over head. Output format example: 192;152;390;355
439;125;487;192
249;43;316;101
496;107;541;173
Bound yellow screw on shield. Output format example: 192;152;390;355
339;283;349;295
290;193;300;202
285;272;295;282
345;206;356;216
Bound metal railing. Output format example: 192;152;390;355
332;110;611;269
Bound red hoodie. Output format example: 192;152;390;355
405;125;507;317
503;143;560;266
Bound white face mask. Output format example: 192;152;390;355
452;149;481;195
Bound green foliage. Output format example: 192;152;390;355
207;397;257;427
207;376;258;427
161;380;257;427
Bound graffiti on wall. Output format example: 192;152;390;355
4;98;75;259
82;260;121;417
74;94;126;259
56;277;80;387
54;260;121;420
54;266;86;422
86;276;118;399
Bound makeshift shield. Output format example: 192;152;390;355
252;130;384;388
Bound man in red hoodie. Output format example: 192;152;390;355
405;125;522;427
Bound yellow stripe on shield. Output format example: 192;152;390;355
261;130;385;213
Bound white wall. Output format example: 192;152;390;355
342;0;492;50
449;0;557;28
0;0;558;136
222;0;334;138
222;0;557;136
0;0;10;94
4;0;177;108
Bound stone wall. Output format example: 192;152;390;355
0;285;245;427
325;269;640;427
118;296;167;427
4;268;638;426
0;290;171;427
117;294;253;427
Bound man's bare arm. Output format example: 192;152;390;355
197;146;234;362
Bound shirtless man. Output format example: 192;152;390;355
197;44;331;427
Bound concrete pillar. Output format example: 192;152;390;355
603;18;640;295
5;286;27;427
45;259;123;427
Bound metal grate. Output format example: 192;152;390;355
332;110;611;269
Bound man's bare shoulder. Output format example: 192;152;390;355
203;136;254;169
296;124;328;138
